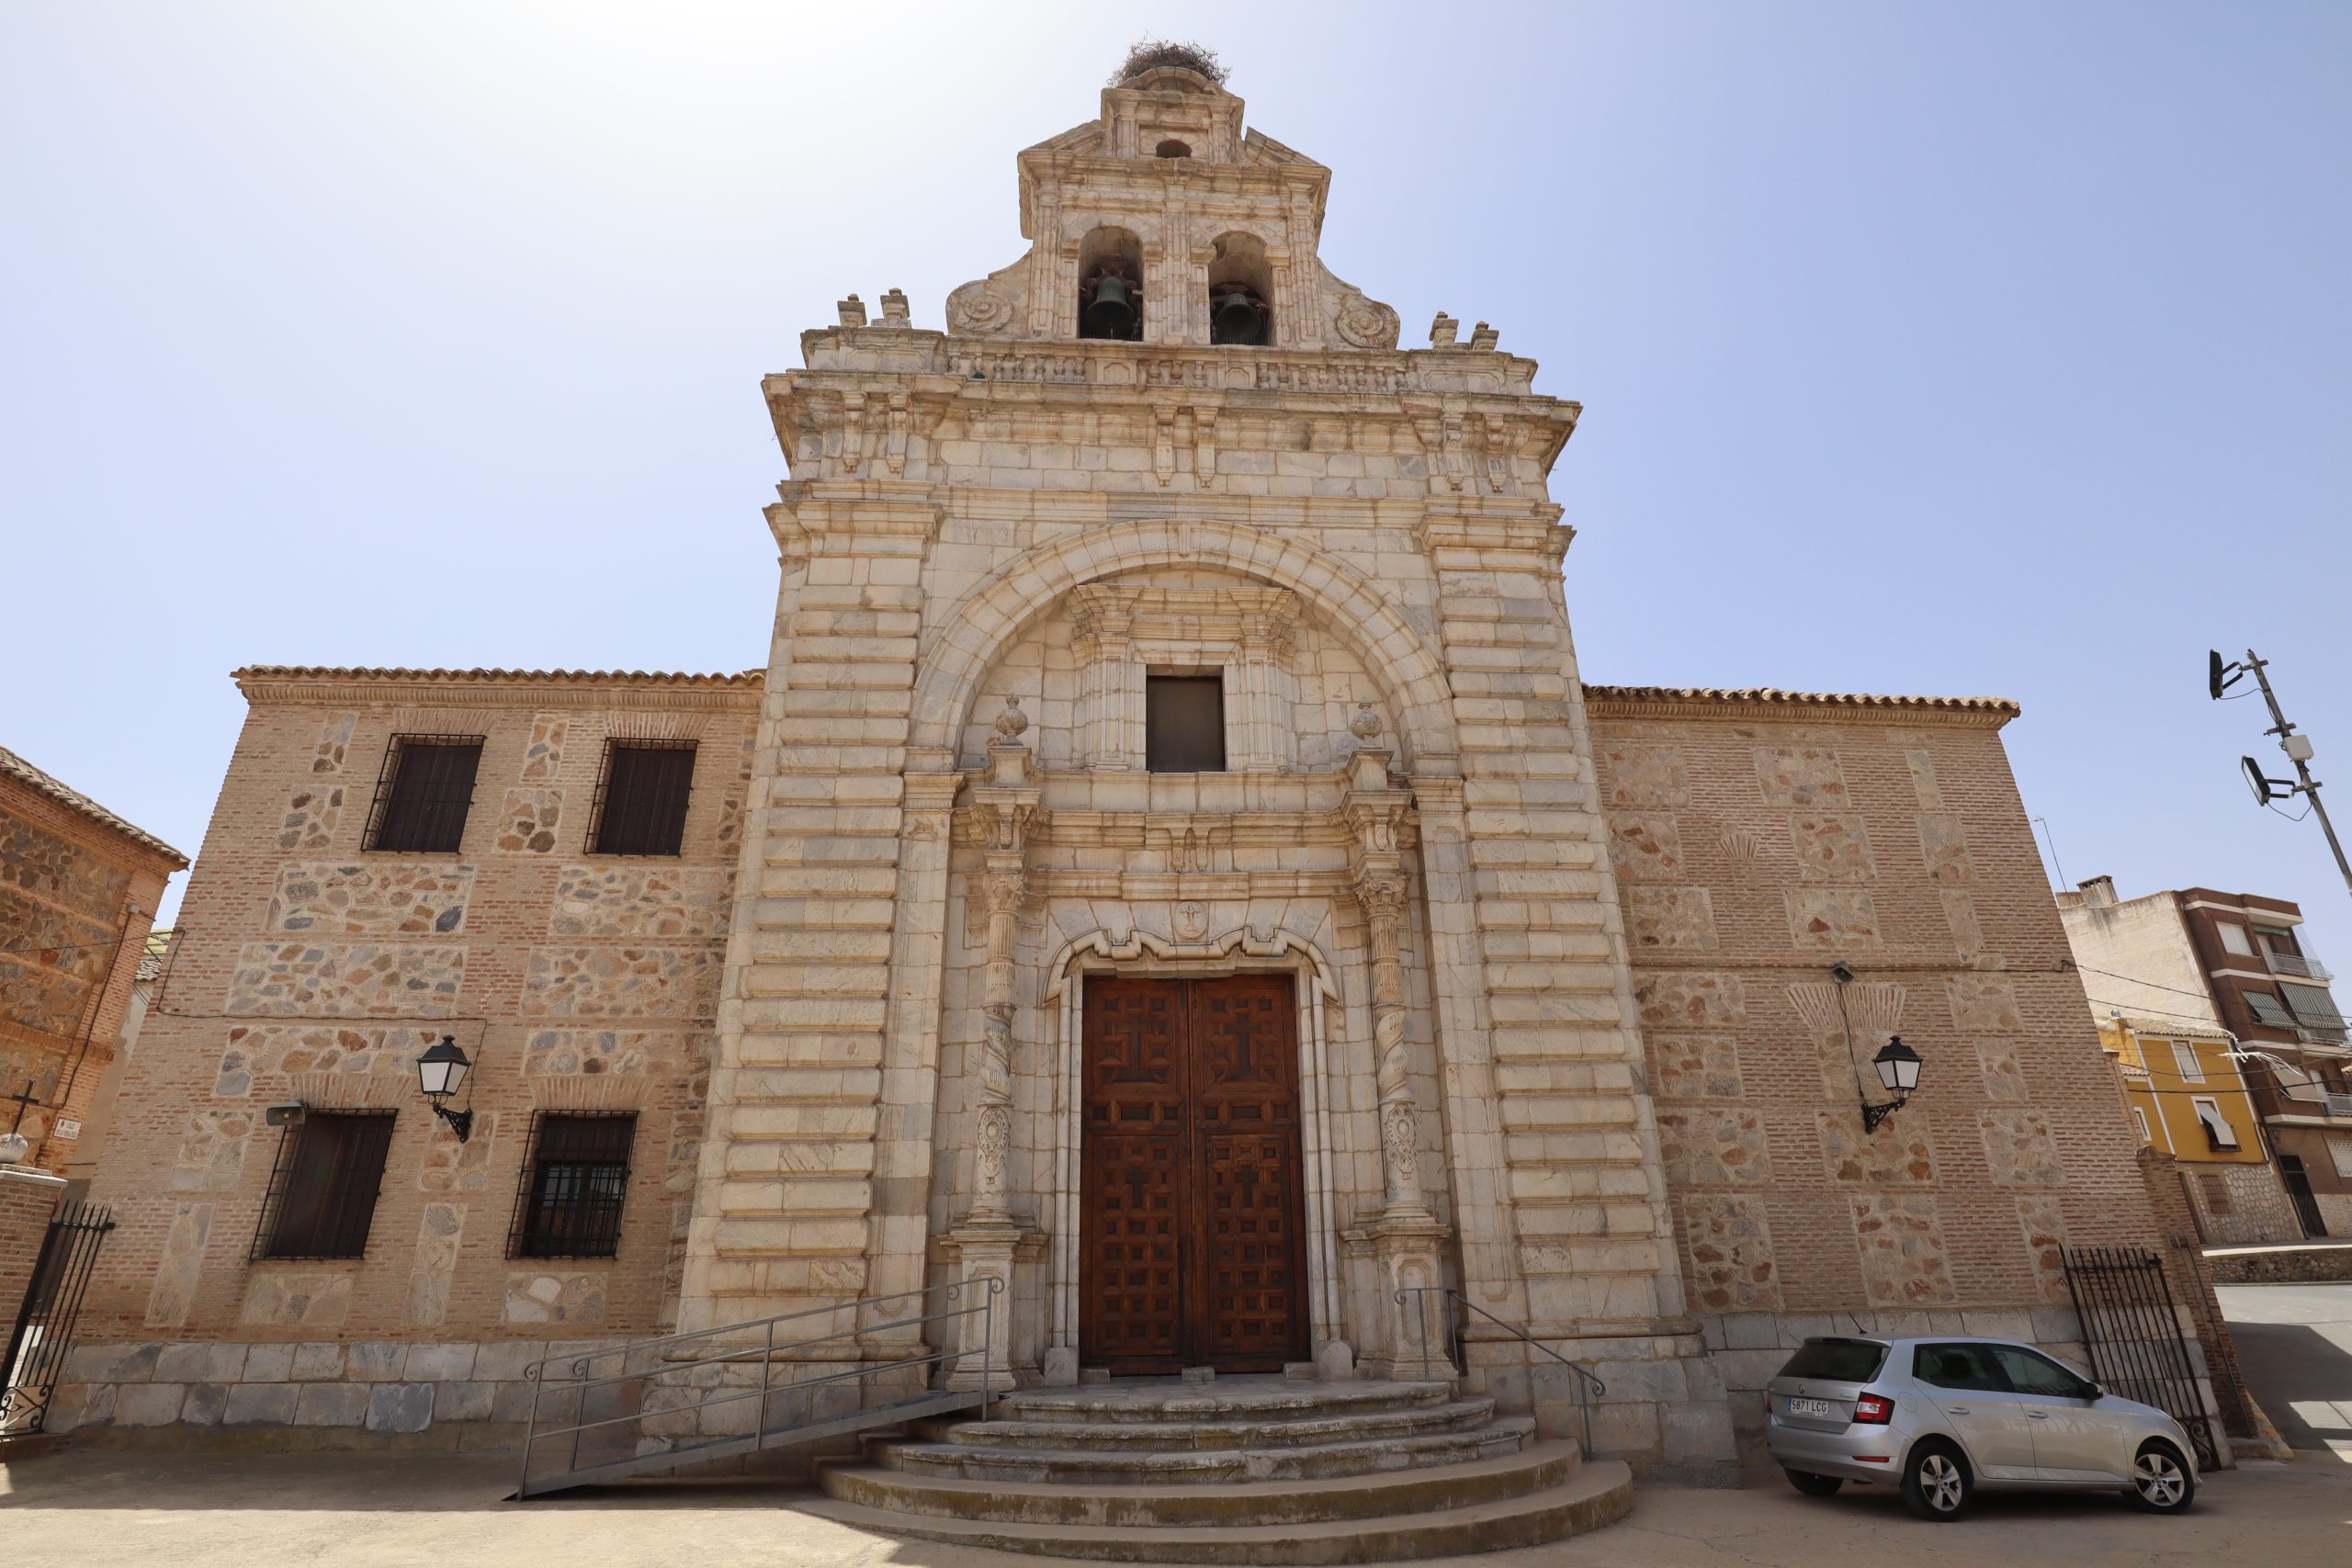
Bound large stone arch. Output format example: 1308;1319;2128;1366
910;519;1461;773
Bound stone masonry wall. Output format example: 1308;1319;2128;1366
57;672;754;1440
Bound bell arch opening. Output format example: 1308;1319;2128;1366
1078;226;1143;342
1208;231;1272;346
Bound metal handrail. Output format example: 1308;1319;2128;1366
1395;1286;1605;1454
514;1276;1001;1499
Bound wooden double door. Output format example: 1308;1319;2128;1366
1080;975;1309;1374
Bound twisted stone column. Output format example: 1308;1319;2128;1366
969;863;1023;1224
1356;872;1430;1218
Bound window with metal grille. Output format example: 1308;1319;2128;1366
251;1111;397;1260
507;1111;637;1258
587;741;696;856
1145;674;1225;773
366;736;483;853
2197;1171;2234;1214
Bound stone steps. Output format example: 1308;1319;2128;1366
803;1373;1629;1561
800;1456;1635;1564
882;1416;1536;1483
988;1381;1454;1427
821;1437;1582;1527
933;1397;1499;1453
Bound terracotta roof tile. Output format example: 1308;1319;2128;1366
0;746;189;865
232;666;763;688
1583;684;2019;718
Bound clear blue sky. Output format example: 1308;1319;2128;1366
6;2;2348;964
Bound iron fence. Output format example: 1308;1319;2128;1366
2;1202;114;1433
2060;1245;2219;1468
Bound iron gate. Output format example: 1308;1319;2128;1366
2;1202;115;1434
2060;1244;2218;1468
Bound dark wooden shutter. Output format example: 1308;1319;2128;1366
592;743;696;856
370;739;482;853
255;1112;397;1259
1145;676;1227;773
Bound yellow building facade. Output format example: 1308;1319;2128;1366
2099;1017;2297;1243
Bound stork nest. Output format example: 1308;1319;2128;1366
1114;39;1227;86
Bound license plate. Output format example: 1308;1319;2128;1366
1786;1397;1839;1419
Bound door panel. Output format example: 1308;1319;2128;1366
1080;976;1307;1373
1191;976;1308;1371
1080;980;1187;1373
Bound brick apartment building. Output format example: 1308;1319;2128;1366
42;55;2234;1493
2060;875;2352;1238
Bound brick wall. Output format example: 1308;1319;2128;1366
0;769;183;1174
70;671;757;1379
1586;691;2191;1453
0;1167;66;1332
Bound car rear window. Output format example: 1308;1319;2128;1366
1777;1340;1888;1382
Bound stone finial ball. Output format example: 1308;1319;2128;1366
994;697;1030;741
1348;701;1384;741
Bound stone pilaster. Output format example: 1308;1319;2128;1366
1343;731;1451;1376
679;481;941;1342
948;711;1043;1387
1416;502;1690;1355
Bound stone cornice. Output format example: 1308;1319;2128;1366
774;336;1566;404
1582;685;2019;728
232;667;763;714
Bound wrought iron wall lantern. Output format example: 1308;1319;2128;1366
416;1035;476;1143
1830;962;1925;1134
1860;1036;1923;1134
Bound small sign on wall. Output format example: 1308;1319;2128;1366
52;1119;81;1142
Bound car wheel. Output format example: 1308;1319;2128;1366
1783;1468;1843;1497
2127;1440;2195;1514
1901;1439;1972;1521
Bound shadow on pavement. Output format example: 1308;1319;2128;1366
2229;1318;2352;1452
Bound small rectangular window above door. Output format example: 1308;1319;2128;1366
1145;674;1226;773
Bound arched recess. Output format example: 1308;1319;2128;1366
910;519;1462;774
1038;926;1349;1357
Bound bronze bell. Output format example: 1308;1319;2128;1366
1083;272;1136;339
1211;285;1265;345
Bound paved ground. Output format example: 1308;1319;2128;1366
1;1446;2345;1567
2219;1281;2352;1460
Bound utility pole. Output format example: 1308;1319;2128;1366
2212;648;2352;898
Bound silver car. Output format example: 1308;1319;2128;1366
1765;1335;2199;1519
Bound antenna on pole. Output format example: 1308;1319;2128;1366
2211;647;2352;897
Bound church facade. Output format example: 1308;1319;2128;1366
54;60;2205;1472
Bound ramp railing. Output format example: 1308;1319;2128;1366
512;1276;1001;1498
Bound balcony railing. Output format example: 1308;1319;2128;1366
2327;1092;2352;1119
2266;951;2335;984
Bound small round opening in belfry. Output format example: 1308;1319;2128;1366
1114;39;1227;86
1156;140;1193;159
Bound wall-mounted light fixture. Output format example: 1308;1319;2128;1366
1861;1036;1923;1134
1830;963;1926;1134
415;1035;475;1143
